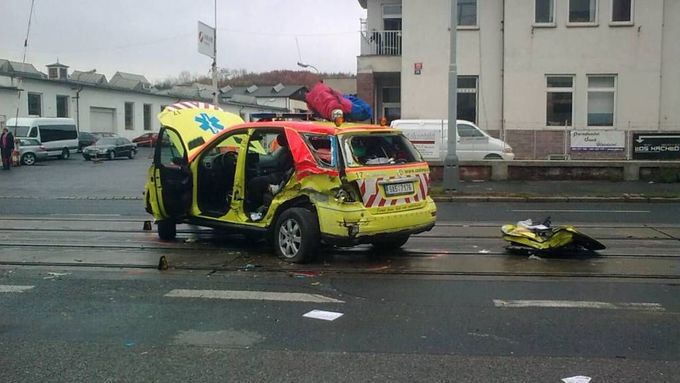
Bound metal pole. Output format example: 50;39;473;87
212;0;219;106
443;0;460;191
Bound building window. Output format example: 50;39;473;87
546;76;574;127
56;95;69;117
143;104;152;131
569;0;597;23
535;0;555;24
125;102;134;130
457;76;478;123
458;0;477;27
48;68;58;79
381;86;401;124
28;93;42;116
382;4;402;31
611;0;633;23
587;75;616;126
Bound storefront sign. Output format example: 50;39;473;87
633;133;680;160
570;130;625;151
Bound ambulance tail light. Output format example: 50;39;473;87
334;182;360;203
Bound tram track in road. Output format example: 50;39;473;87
0;216;679;280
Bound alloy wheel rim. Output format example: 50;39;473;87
278;218;302;258
24;154;35;165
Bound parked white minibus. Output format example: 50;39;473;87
6;117;79;159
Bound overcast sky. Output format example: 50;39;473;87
1;0;366;82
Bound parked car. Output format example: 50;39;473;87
132;132;158;147
17;138;48;165
82;137;137;160
78;132;98;152
144;103;436;263
391;119;514;161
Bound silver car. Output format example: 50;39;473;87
17;138;49;166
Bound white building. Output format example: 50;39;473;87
0;60;290;140
357;0;680;159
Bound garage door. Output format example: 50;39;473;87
89;107;116;133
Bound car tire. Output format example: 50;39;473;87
128;149;136;159
108;151;115;160
372;235;410;252
274;207;319;263
83;154;91;161
61;148;70;160
21;153;36;166
157;220;176;240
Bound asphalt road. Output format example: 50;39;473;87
1;267;678;382
1;147;679;382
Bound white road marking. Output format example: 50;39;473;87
165;289;344;303
493;299;664;311
303;309;344;321
511;209;650;214
0;285;34;293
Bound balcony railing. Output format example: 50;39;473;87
361;30;402;56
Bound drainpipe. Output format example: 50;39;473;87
74;86;83;132
657;0;666;131
500;0;505;142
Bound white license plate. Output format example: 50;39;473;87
384;182;414;196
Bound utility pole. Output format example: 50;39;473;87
212;0;219;106
443;0;460;191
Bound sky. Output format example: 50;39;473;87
1;0;366;83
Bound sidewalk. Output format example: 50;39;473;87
431;180;680;202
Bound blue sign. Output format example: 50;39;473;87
195;113;224;134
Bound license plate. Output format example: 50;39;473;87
384;182;414;196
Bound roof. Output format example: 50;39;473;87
109;71;151;90
241;120;391;136
0;59;46;79
70;70;107;85
46;62;69;68
220;84;307;99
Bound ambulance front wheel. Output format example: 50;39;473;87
274;207;319;263
157;219;176;241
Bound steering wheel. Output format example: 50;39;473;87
220;151;238;169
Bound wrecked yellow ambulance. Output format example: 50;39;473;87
144;102;436;262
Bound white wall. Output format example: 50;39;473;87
503;0;665;131
400;0;503;131
660;0;680;130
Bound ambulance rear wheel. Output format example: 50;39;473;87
372;235;410;252
157;220;176;241
274;207;319;263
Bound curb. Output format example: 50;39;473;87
431;196;680;203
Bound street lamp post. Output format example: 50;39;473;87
297;61;320;74
443;0;460;191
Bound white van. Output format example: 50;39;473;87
391;119;514;161
6;117;79;159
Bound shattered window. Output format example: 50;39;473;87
303;134;337;169
342;133;422;167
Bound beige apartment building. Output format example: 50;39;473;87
357;0;680;159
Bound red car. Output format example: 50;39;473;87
132;133;158;147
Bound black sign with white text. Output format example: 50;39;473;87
632;133;680;160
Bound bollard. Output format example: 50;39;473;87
158;255;168;271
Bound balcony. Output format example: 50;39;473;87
360;30;402;56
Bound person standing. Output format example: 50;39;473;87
1;128;15;170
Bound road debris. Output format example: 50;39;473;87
561;376;591;383
302;310;344;321
43;272;70;280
